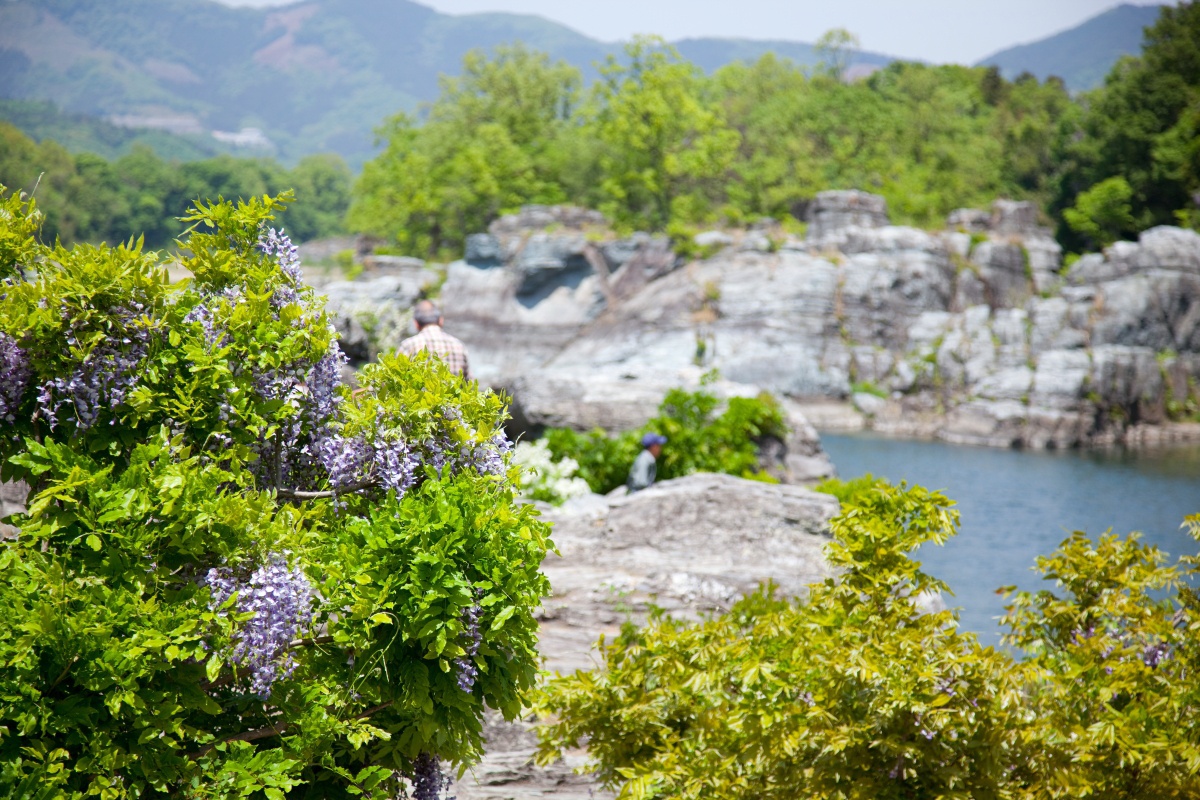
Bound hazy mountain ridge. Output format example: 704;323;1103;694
0;0;894;167
0;0;1159;166
977;3;1162;91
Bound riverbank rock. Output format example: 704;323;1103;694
317;267;440;364
455;473;839;799
329;198;1200;450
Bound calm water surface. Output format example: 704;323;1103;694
819;433;1200;645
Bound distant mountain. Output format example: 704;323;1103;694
977;3;1163;92
0;0;893;168
673;38;892;75
0;99;242;162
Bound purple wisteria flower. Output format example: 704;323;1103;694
35;302;150;431
409;752;454;800
453;601;483;693
1142;640;1171;668
0;331;30;425
258;227;303;309
206;553;314;699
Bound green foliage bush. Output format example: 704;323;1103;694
814;471;885;505
536;480;1200;799
351;40;1080;257
0;188;552;796
0;123;353;248
1053;3;1200;250
544;385;787;494
1063;176;1136;248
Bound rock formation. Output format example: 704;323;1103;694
393;194;1200;449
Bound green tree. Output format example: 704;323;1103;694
582;36;741;230
814;27;861;78
349;45;581;257
1054;2;1200;246
1063;176;1136;248
0;188;552;795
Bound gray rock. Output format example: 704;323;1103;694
465;233;504;268
1031;349;1091;410
0;481;26;540
694;230;734;248
946;208;990;233
361;254;426;273
990;199;1045;236
539;473;838;672
852;392;888;416
806;190;889;240
488;205;607;238
971;240;1031;308
974;366;1032;402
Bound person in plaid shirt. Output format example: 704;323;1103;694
398;300;472;380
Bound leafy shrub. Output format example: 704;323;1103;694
512;439;592;505
0;187;552;797
1000;526;1200;798
536;479;1200;799
814;471;886;505
536;482;1035;798
1063;176;1136;248
544;385;788;494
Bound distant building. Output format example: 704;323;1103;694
210;127;274;150
107;113;204;136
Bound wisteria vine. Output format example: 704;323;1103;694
35;301;151;431
206;553;314;699
453;600;483;693
0;331;29;425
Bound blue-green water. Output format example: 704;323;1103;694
819;434;1200;645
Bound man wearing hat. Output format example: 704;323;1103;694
627;432;667;493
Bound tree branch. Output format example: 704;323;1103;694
187;721;290;759
276;480;377;500
185;702;393;759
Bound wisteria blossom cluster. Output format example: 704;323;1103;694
1070;623;1175;670
206;553;314;698
408;753;454;800
35;301;151;431
454;601;483;693
257;227;303;309
0;331;29;425
316;427;420;496
413;407;511;481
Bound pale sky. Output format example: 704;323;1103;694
217;0;1164;64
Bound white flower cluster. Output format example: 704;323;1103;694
513;440;592;505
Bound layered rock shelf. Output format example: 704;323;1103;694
366;195;1200;450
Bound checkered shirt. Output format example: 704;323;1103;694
398;324;471;380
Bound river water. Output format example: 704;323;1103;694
819;433;1200;645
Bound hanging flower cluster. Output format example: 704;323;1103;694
206;553;314;699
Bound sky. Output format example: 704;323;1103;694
215;0;1164;65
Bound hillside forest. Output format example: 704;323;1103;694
1;4;1197;261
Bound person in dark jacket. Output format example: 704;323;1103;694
627;432;667;492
